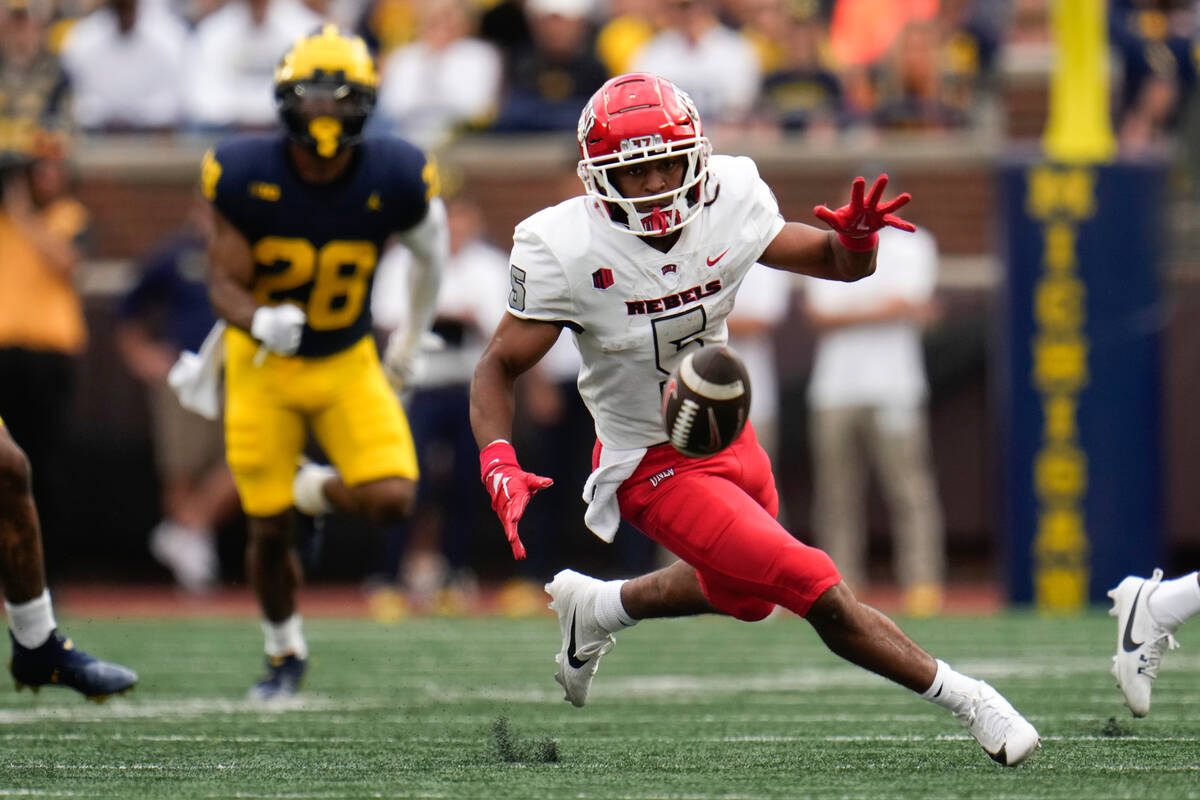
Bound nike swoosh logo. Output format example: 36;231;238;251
1122;585;1146;652
706;248;730;266
567;611;588;669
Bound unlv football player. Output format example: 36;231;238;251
469;73;1039;765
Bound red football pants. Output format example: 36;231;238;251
597;424;842;619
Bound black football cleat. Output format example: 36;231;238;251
247;653;307;701
10;630;138;702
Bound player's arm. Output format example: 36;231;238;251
207;210;258;330
383;197;448;391
470;312;563;446
759;222;875;282
469;312;562;559
759;174;913;282
207;209;306;355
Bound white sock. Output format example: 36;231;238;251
293;464;336;516
1148;571;1200;631
593;579;637;632
6;590;57;649
262;614;308;659
919;659;976;715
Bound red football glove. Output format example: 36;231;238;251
479;440;553;560
814;174;915;252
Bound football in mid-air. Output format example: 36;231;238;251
661;345;751;458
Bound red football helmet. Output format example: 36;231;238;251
577;73;711;236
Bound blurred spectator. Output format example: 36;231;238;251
182;0;322;131
1109;0;1198;156
0;131;87;562
828;0;935;67
803;224;944;617
115;195;239;593
175;0;224;27
806;225;945;618
370;193;509;613
355;0;419;56
300;0;355;27
58;0;188;132
490;0;607;132
726;265;794;492
0;0;70;135
937;0;1000;119
632;0;760;127
478;0;532;67
373;0;502;149
729;0;790;75
758;8;844;135
828;0;935;123
871;20;969;132
594;0;661;76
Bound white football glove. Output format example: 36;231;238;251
250;304;306;356
383;329;445;394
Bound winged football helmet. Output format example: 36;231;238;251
275;25;378;159
577;73;712;236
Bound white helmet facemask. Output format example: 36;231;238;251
578;134;712;236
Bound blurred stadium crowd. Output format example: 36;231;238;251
0;0;1187;146
0;0;1198;614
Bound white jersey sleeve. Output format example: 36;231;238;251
506;205;586;330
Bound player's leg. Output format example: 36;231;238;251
243;511;308;699
224;329;312;699
868;405;945;616
556;434;1039;764
623;486;1038;765
0;422;137;700
545;558;717;707
1108;568;1200;717
148;384;234;592
299;337;419;523
809;406;869;589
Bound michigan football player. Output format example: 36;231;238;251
202;25;446;699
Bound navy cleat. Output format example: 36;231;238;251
10;630;137;702
248;653;307;700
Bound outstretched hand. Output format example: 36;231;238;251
479;440;553;560
814;174;915;252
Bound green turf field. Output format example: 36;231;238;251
1;610;1196;799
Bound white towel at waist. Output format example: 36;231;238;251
166;321;227;421
581;445;647;542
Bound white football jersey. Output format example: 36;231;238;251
507;154;786;449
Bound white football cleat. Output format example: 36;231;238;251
149;520;217;593
1108;569;1180;718
293;461;336;516
952;680;1040;766
545;569;615;708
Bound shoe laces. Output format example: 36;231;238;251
1139;631;1181;680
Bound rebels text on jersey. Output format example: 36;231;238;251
507;155;786;449
202;134;434;357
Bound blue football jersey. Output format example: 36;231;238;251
202;134;435;357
